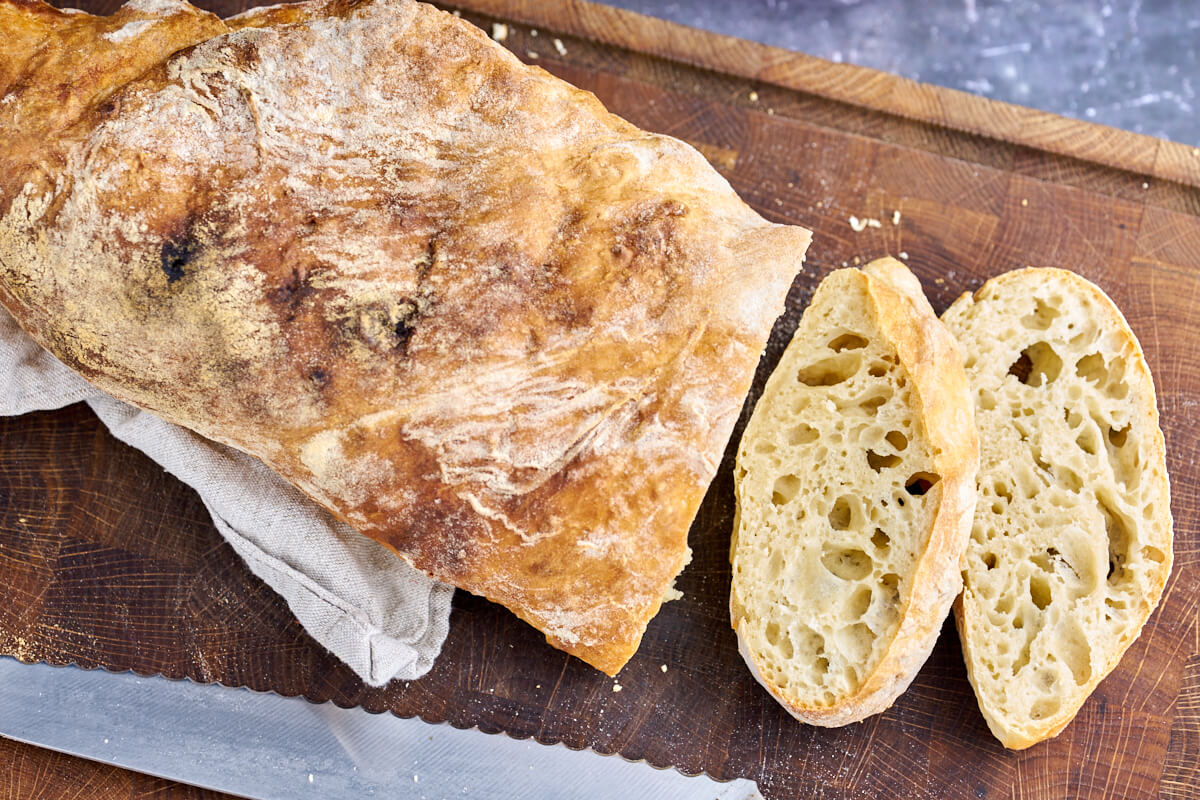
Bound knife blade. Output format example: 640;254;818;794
0;657;761;799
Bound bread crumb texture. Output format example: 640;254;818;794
942;267;1173;749
732;259;975;726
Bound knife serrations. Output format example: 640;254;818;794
0;657;761;800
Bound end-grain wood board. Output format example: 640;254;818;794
3;1;1199;797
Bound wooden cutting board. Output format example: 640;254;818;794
3;1;1198;797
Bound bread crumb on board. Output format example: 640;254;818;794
892;210;901;225
526;50;539;60
490;22;507;42
848;215;882;232
660;664;668;673
553;38;567;56
748;90;759;102
612;682;623;692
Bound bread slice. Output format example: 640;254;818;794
731;257;978;726
941;268;1173;749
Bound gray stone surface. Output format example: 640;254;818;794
597;0;1198;146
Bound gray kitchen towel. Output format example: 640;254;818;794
0;307;453;686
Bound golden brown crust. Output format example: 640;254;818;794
0;0;810;674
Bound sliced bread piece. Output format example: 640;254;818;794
731;257;978;726
941;268;1173;749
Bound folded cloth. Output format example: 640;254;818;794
0;307;453;686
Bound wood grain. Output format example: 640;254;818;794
2;0;1198;798
449;0;1200;189
0;736;236;799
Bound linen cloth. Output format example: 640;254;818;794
0;307;453;685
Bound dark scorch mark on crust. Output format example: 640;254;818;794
160;235;195;284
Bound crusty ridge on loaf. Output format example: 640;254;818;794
942;268;1173;749
0;0;811;675
731;257;977;726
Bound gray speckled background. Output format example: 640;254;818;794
596;0;1198;146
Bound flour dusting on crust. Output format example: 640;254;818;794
0;0;811;674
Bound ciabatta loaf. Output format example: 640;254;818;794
942;268;1173;749
0;0;811;674
731;258;977;725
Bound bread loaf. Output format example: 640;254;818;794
0;0;811;674
942;268;1173;748
731;257;977;725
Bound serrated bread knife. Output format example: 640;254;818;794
0;657;761;799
